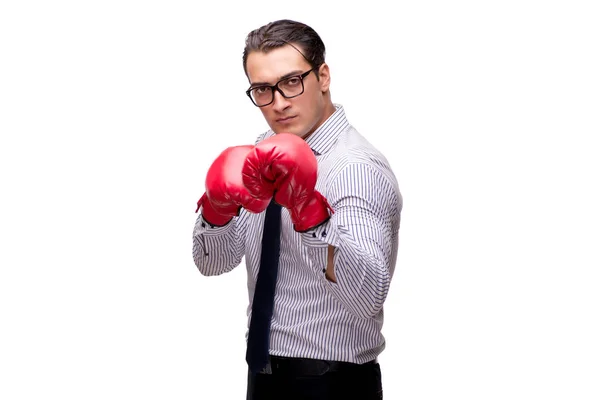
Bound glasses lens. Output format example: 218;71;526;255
278;76;304;98
249;87;273;107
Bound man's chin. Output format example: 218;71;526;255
272;122;312;138
274;126;300;136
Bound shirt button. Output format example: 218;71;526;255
322;231;327;237
201;222;206;228
312;232;317;238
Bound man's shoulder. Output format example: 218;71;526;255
331;126;393;171
323;126;400;195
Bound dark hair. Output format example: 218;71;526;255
242;19;326;77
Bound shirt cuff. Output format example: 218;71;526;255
195;214;235;236
300;219;339;248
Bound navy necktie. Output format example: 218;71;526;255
246;200;282;373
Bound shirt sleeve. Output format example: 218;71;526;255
301;162;401;319
192;208;247;276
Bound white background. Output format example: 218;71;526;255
1;1;599;399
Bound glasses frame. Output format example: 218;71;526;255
246;67;318;107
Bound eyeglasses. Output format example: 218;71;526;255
246;67;317;107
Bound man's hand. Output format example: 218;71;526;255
326;245;337;283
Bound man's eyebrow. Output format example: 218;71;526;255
249;70;304;87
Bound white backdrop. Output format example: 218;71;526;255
1;1;599;399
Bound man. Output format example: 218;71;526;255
193;19;402;400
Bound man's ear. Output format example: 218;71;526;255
318;63;331;93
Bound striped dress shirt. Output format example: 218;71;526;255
193;104;402;364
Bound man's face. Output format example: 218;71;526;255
246;45;330;138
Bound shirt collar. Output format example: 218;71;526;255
304;104;349;156
263;104;349;156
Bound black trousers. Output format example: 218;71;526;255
246;356;383;400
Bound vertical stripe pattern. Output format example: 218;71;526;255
192;104;402;363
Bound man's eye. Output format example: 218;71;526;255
284;77;301;86
254;87;269;94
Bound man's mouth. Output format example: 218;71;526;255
276;116;296;123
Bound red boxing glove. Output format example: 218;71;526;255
196;145;271;226
242;133;333;232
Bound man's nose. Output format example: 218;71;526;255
271;89;290;111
